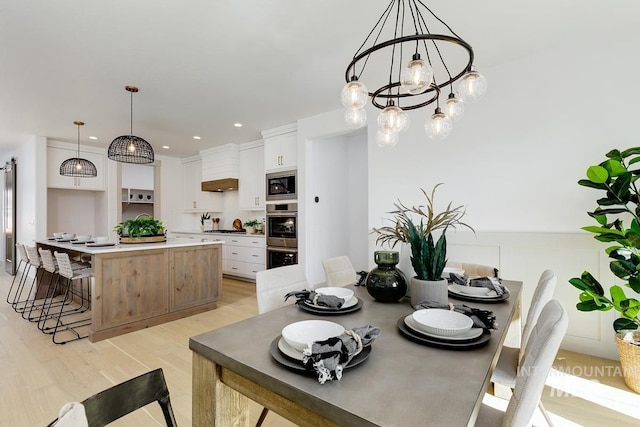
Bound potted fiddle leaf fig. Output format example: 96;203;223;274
568;147;640;393
373;184;474;305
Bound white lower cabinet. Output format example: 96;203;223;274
222;235;265;280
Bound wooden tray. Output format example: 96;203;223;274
119;235;166;244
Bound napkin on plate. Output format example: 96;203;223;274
49;402;88;427
302;325;381;384
413;301;497;330
449;273;508;296
284;289;346;309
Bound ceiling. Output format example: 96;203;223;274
0;0;638;159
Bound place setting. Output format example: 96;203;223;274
446;271;510;303
270;319;380;383
397;300;497;350
284;286;363;315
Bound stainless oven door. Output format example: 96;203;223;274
266;209;297;247
267;246;298;269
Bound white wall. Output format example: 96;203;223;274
295;31;640;359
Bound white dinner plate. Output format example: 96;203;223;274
404;315;483;341
307;296;358;310
447;284;502;299
85;242;116;247
277;336;362;361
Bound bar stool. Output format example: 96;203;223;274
12;246;45;315
44;251;93;344
6;243;30;307
32;248;83;327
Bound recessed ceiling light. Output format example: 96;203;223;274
193;136;201;140
234;123;243;128
162;145;170;149
89;136;98;140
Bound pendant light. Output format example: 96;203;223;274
108;85;154;164
60;121;97;177
342;0;487;145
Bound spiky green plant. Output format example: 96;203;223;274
373;184;474;280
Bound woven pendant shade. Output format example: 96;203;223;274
108;86;154;164
108;135;154;164
60;121;97;178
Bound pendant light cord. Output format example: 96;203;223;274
130;90;134;136
76;123;81;157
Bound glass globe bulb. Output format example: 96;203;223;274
344;107;367;129
400;56;433;94
375;130;399;148
457;70;487;103
377;105;410;134
341;80;369;109
425;109;453;140
444;95;465;122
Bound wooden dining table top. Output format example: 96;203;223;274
189;280;522;427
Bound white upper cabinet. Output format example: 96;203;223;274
238;141;265;210
262;123;297;171
182;156;222;212
47;141;106;191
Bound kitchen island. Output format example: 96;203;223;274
36;238;223;342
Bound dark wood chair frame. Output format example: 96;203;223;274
47;368;177;427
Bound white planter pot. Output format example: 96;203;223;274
410;277;448;306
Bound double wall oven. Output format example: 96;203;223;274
266;202;297;269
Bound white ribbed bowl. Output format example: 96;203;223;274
61;233;76;240
75;234;92;242
282;320;345;352
412;309;473;336
314;286;354;301
454;284;492;296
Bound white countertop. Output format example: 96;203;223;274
172;230;265;237
36;237;224;254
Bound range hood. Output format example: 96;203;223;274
201;178;239;192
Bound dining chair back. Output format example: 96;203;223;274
255;264;308;426
521;269;557;356
46;368;177;427
446;261;498;278
322;255;357;287
256;264;308;314
476;299;568;427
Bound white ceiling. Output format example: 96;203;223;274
0;0;638;158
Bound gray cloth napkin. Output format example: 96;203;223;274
449;273;508;296
302;325;381;384
284;289;346;309
413;301;497;330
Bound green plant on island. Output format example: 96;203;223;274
200;212;211;225
373;184;474;281
115;215;164;238
243;219;260;227
569;147;640;333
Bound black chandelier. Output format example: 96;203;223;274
60;121;97;177
341;0;487;147
108;85;154;164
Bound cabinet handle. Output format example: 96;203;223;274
232;267;238;270
252;255;259;258
232;252;239;255
193;201;197;209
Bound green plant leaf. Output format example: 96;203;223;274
621;147;640;158
611;172;632;198
601;159;628;177
577;300;604;311
611;285;627;306
586;165;609;183
630;276;640;293
614;317;639;333
578;179;607;190
582;225;625;236
606;149;622;160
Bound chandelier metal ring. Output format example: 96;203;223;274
345;34;474;111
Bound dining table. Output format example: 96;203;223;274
189;279;522;427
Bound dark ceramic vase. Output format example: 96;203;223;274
366;251;408;302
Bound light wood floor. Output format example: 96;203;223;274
1;271;639;426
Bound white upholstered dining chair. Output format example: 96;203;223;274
491;269;557;425
475;299;568;427
446;261;498;278
254;264;308;425
322;255;357;287
255;264;308;315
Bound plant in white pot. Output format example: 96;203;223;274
373;184;474;305
568;147;640;393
